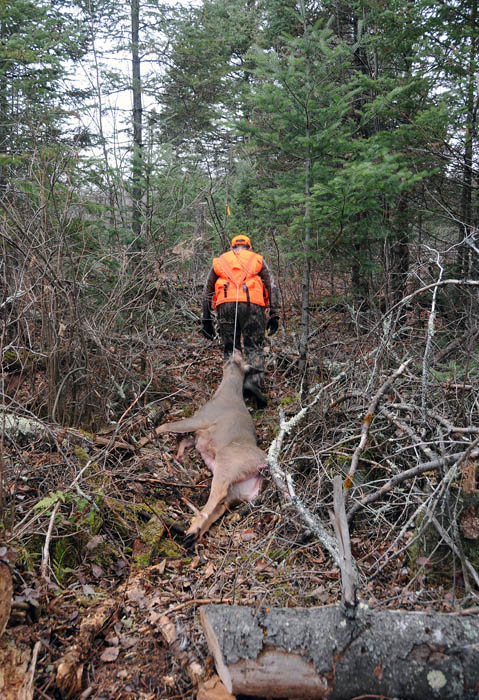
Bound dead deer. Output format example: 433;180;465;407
145;350;266;543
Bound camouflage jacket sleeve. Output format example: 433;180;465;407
202;266;217;321
260;259;279;315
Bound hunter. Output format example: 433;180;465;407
201;235;279;407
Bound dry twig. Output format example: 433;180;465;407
346;358;412;487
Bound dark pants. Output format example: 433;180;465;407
216;302;266;387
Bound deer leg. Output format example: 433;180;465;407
192;502;228;542
176;436;195;460
156;416;208;434
184;504;227;547
138;416;207;448
185;474;229;542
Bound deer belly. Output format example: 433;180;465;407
228;474;263;503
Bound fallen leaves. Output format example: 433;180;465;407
460;508;479;539
100;646;119;663
158;615;178;646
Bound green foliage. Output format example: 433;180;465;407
234;22;353;257
0;0;89;167
311;143;429;263
33;490;67;512
429;359;479;384
33;489;100;533
52;538;77;585
226;1;440;288
259;0;302;48
158;0;260;149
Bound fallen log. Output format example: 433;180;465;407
201;603;479;699
0;561;12;636
0;637;40;700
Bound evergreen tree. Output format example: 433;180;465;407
0;0;88;188
158;0;261;153
315;0;440;303
234;0;439;326
418;0;478;274
238;15;353;372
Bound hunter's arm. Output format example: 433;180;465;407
202;267;217;321
260;260;279;315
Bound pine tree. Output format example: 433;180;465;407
0;0;87;189
158;0;261;152
238;13;353;374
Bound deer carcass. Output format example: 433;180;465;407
150;350;266;542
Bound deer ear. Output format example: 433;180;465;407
244;364;261;375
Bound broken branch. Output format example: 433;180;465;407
347;358;412;486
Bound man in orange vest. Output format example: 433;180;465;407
201;235;279;407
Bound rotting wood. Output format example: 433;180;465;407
0;639;33;700
0;561;12;636
201;603;479;699
56;599;116;697
197;674;236;700
0;411;51;445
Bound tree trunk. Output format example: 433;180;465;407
298;126;311;380
388;195;410;306
131;0;143;241
0;6;10;195
0;641;35;700
201;603;479;699
191;199;208;287
88;9;120;238
350;12;370;302
298;0;311;380
457;0;478;323
458;0;477;270
0;562;12;636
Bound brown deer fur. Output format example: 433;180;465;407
149;350;266;541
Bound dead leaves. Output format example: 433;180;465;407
157;615;178;646
100;646;120;663
460;508;479;540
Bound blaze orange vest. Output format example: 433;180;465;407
212;249;268;309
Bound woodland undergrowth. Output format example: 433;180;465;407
1;261;479;699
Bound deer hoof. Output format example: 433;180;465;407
184;531;199;549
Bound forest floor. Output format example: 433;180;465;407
1;280;477;700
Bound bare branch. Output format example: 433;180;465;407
347;448;479;522
347;358;412;486
380;406;436;459
40;501;60;581
421;254;444;423
267;375;346;566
